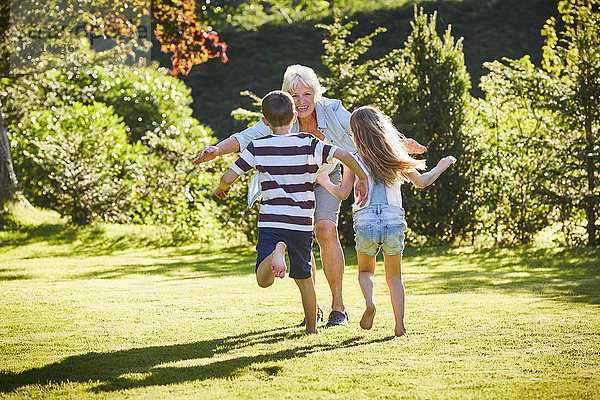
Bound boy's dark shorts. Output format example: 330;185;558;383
256;227;314;280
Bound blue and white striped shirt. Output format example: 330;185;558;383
230;133;337;231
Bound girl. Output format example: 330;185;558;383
317;106;456;337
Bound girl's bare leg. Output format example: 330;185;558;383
357;252;377;330
310;252;322;315
383;253;406;336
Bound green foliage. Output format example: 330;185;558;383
199;0;332;29
473;66;557;244
230;90;263;127
129;118;221;244
18;103;137;225
477;0;600;246
318;18;399;113
211;154;260;243
185;0;558;140
393;8;473;243
319;7;473;244
2;41;225;243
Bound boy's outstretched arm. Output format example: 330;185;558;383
215;169;240;199
316;167;356;201
407;156;456;188
332;149;369;207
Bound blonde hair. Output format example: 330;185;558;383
350;106;426;186
282;64;325;101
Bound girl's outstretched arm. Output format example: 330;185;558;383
316;167;356;200
331;149;369;206
406;156;456;188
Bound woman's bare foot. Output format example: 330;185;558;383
359;303;376;330
271;242;287;278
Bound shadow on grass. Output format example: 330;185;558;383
72;247;258;279
0;327;393;393
401;246;600;304
0;223;161;255
3;222;598;304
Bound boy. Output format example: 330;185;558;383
215;90;369;334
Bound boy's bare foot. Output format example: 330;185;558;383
305;328;320;335
271;241;287;278
359;303;376;330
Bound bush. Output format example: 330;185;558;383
211;154;260;243
319;7;474;244
18;102;138;225
3;42;225;242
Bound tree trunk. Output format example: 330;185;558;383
585;116;597;246
0;101;18;204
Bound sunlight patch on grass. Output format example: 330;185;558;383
1;222;599;398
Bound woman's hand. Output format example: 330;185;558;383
194;145;219;165
404;138;427;154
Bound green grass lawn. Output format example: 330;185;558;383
1;211;599;399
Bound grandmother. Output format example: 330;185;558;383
194;64;426;326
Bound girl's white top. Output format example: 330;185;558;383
352;153;404;213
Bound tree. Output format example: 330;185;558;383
0;100;17;201
318;7;473;244
541;0;600;246
0;0;228;203
393;8;473;242
81;0;228;74
482;0;599;246
474;65;556;245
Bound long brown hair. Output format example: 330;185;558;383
350;106;426;186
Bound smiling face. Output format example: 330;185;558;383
288;82;316;119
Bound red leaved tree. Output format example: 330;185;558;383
83;0;228;75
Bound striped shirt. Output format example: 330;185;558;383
230;133;337;231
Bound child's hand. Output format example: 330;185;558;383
405;138;427;154
316;172;331;186
215;186;230;199
193;145;218;165
354;178;369;207
438;156;457;169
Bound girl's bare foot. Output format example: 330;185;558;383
305;328;320;335
359;303;376;330
394;327;407;337
271;241;287;278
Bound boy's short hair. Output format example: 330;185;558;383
261;90;295;128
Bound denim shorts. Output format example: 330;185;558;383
353;204;407;256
